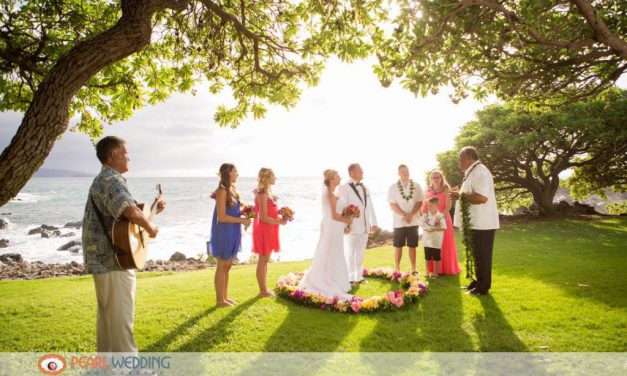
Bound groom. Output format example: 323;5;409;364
338;163;378;284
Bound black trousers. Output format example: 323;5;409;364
472;229;496;293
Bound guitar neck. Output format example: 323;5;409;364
148;193;163;221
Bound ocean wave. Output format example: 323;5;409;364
10;193;48;203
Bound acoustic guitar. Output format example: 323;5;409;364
112;184;163;270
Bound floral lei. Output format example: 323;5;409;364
275;267;428;313
460;194;475;280
397;179;415;201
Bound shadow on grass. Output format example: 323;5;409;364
173;298;258;351
262;298;359;352
473;295;527;351
144;306;218;351
360;274;473;352
228;298;360;375
493;220;627;309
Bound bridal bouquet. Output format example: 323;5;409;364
240;204;256;219
278;206;295;222
341;205;361;220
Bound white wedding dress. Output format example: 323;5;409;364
297;189;352;300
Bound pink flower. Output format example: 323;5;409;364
385;291;396;301
392;298;404;308
351;301;361;313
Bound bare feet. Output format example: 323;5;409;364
216;301;231;308
258;290;276;298
225;298;237;305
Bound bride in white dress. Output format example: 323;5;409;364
297;169;354;300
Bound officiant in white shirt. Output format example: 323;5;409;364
451;146;500;296
338;163;378;284
387;164;424;275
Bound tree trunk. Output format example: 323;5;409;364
529;178;561;216
0;1;167;206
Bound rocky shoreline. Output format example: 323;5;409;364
0;252;217;280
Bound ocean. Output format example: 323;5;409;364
0;177;400;264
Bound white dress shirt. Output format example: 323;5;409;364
388;180;425;228
454;161;500;230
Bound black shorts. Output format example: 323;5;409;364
424;247;441;261
393;226;419;248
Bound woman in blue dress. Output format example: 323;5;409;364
210;163;251;307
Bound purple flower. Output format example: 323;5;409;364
362;268;368;276
320;304;328;311
293;290;304;299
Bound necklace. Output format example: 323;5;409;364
397;179;415;201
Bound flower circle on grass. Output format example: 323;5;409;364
275;267;429;313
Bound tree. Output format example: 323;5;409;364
374;0;627;104
0;0;385;206
437;89;627;214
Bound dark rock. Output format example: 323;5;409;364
64;221;82;229
70;261;81;267
1;213;10;216
0;253;23;264
513;206;531;216
61;232;76;238
58;240;81;251
0;218;8;230
169;252;187;262
28;227;42;235
367;229;394;249
41;224;59;231
41;229;61;238
68;246;81;254
0;239;9;248
554;201;571;213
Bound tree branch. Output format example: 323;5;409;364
570;0;627;59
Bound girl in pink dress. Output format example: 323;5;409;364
252;168;287;297
421;171;460;275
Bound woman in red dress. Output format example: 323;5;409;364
252;168;287;297
422;171;460;275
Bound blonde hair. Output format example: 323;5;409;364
429;170;450;192
323;169;338;187
257;168;274;193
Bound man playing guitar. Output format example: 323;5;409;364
82;136;165;352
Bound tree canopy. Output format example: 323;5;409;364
0;0;385;205
374;0;627;104
0;0;384;134
437;89;627;214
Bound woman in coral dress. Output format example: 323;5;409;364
422;171;460;275
252;168;287;297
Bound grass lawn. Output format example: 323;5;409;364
0;217;625;352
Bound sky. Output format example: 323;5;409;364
1;57;623;182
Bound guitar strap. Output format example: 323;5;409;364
90;194;125;257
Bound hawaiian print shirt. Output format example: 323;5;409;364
82;165;135;274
